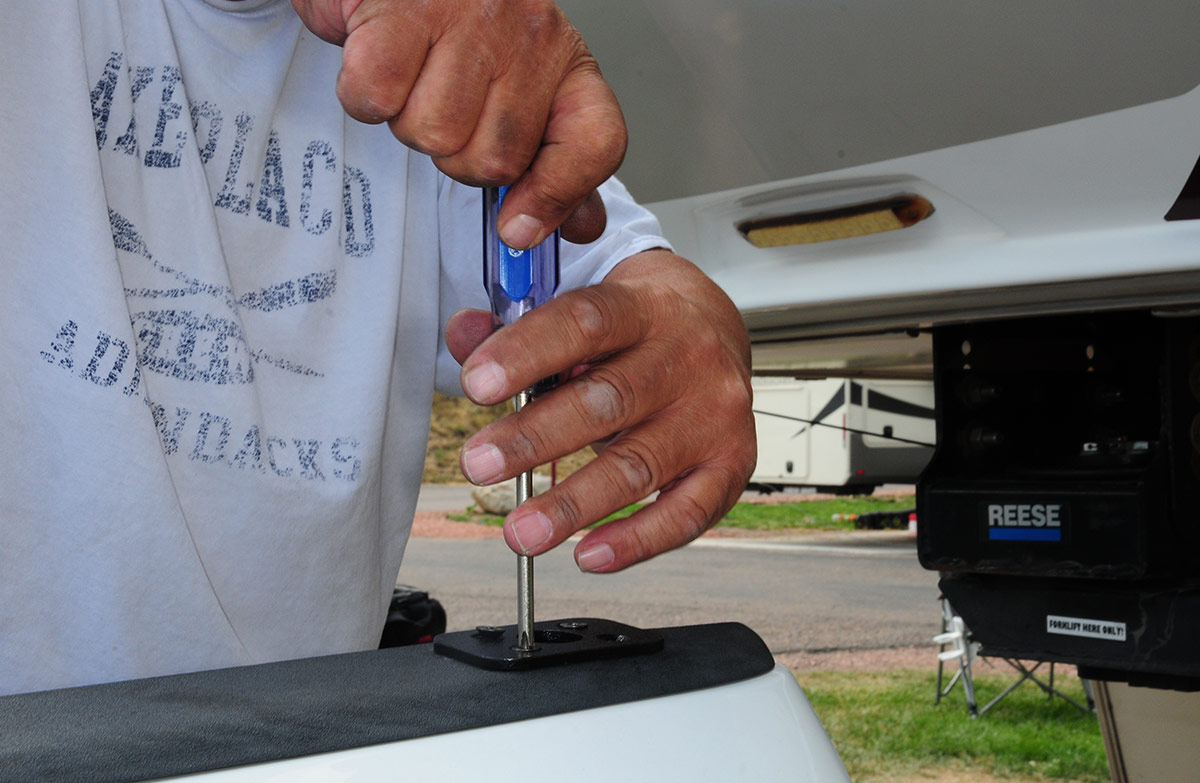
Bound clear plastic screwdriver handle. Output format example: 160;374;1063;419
483;186;560;326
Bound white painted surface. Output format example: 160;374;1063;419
647;84;1200;340
166;664;849;782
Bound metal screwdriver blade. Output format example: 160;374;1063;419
513;390;536;652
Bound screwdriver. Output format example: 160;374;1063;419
483;185;560;652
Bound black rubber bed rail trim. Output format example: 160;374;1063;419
0;622;773;783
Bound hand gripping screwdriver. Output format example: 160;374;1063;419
483;186;559;652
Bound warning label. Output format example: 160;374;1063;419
1046;615;1127;642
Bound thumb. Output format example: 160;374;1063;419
496;64;627;249
445;309;496;366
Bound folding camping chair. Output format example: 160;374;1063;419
934;595;1095;718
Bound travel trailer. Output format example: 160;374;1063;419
750;377;934;494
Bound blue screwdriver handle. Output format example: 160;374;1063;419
483;186;560;327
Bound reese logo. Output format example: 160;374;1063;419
984;503;1064;542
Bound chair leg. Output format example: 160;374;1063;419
935;603;950;704
978;663;1035;717
940;667;964;700
935;648;946;704
997;660;1096;714
1081;678;1096;712
960;658;979;718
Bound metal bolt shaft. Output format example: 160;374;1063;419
513;389;536;652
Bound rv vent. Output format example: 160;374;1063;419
738;194;933;248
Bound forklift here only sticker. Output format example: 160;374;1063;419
1047;615;1127;642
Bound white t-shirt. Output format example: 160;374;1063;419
0;0;668;696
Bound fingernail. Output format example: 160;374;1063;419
462;443;504;485
510;510;554;554
576;543;615;572
463;361;506;403
500;213;544;250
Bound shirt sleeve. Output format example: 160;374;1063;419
433;177;672;396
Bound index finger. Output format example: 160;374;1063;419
459;282;647;406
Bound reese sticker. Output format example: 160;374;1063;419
984;502;1065;542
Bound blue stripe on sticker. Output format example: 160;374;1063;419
989;528;1062;542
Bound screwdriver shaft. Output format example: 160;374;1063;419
513;389;536;651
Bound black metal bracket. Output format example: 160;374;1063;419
433;617;663;671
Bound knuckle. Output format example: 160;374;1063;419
529;182;577;216
619;490;713;567
408;125;467;159
708;414;758;487
690;324;724;359
563;289;611;343
599;121;629;165
340;82;399;123
719;374;754;414
603;441;661;496
623;530;653;566
547;485;584;532
504;421;547;468
571;368;633;429
578;111;628;172
337;59;400;122
673;493;713;543
712;456;754;505
517;0;567;41
473;155;525;186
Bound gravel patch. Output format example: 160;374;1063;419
777;645;936;673
412;511;503;539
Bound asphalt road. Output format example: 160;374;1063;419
397;533;941;655
415;483;480;511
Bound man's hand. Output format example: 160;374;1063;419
445;250;757;572
291;0;624;247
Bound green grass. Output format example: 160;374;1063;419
719;494;914;531
801;669;1108;782
450;494;916;532
448;506;505;526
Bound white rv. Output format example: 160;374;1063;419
751;377;933;494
